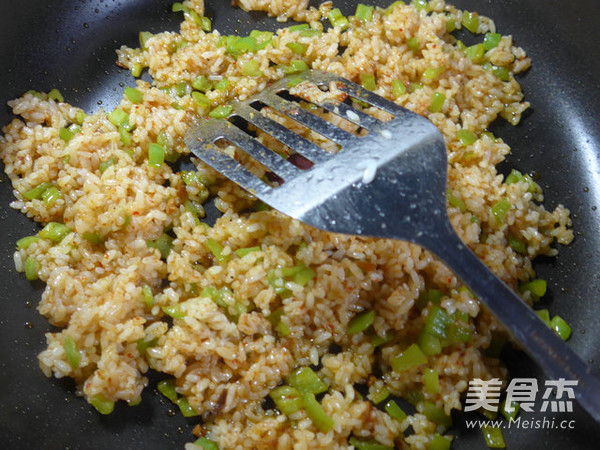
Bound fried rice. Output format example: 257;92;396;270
0;0;573;448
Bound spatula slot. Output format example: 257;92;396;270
246;99;343;154
274;89;370;138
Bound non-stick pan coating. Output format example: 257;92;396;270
0;1;598;448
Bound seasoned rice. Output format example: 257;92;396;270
0;0;573;448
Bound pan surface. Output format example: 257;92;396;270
0;0;598;448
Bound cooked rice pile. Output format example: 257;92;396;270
0;0;573;448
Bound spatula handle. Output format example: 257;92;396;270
421;224;600;424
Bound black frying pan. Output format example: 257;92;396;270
1;0;599;448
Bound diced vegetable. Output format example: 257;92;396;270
347;310;376;335
462;11;479;33
411;0;430;13
430;434;452;450
147;233;173;259
148;143;165;167
508;234;527;254
407;37;420;54
205;238;230;264
139;31;153;50
423;368;440;394
429;92;446;113
177;397;199;417
482;425;506;448
82;232;105;245
423;66;445;80
286;42;307;55
24;182;52;200
368;385;390;405
520;278;546;297
38;222;72;243
287;366;327;394
109;108;130;129
391;343;427;372
457;129;477;146
162;304;186;319
119;127;132;146
355;4;374;22
302;392;334;432
63;335;80;370
446;189;467;213
90;394;114;415
158;379;178;403
423;306;452;339
483;33;502;50
492;66;510;81
417;330;442;356
420;400;452;426
40;186;61;206
384;399;407;422
124;86;143;104
550;315;572;341
491;199;511;225
235;246;261;258
48;89;64;102
16;236;41;250
465;43;486;63
328;8;350;31
24;257;39;281
501;399;520;421
242;60;263;77
361;74;377;91
194;437;219;450
142;284;154;308
99;157;117;173
269;385;303;415
281;60;309;75
535;309;551;326
209;105;233;119
392;79;406;97
348;437;393;450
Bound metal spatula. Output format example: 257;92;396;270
185;69;600;422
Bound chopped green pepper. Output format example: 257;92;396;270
348;437;393;450
177;397;199;417
24;256;39;281
162;304;186;319
391;343;427;372
287;366;327;394
148;143;165;167
302;392;334;432
491;199;511;225
347;310;376;335
269;385;303;415
550;315;572;341
328;8;350;31
157;379;178;403
16;236;41;250
90;394;114;415
209;105;233;119
48;89;64;103
483;33;502;50
38;222;72;243
194;437;219;450
482;425;506;448
147;233;173;259
462;11;479;33
355;4;374;22
63;335;80;370
384;399;407;421
430;434;452;450
429;92;446;113
124;86;143;104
